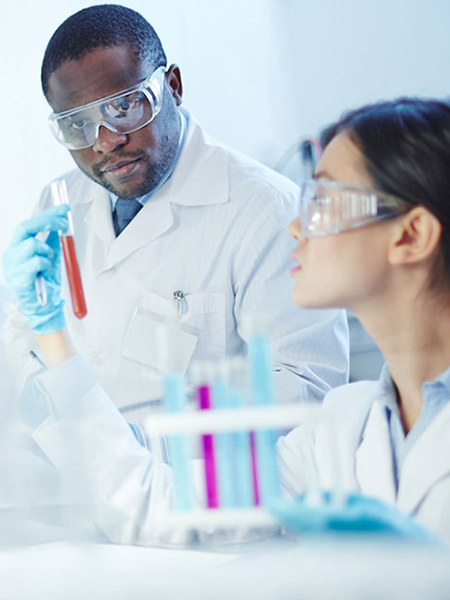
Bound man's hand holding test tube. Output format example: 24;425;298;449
3;179;87;336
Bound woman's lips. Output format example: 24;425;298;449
290;252;302;276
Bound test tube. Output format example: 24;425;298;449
164;373;194;511
50;180;87;319
213;363;235;508
226;357;254;508
247;331;280;505
34;276;47;306
193;362;219;509
156;323;193;511
34;228;49;306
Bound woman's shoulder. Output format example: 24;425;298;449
322;379;382;414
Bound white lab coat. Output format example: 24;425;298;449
278;379;450;542
4;111;349;420
31;357;450;545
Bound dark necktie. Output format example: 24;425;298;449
113;198;143;236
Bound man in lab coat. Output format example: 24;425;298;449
4;4;349;423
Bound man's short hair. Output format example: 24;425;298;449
41;4;167;98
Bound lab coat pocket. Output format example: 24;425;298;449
121;307;197;374
120;291;226;373
177;292;226;360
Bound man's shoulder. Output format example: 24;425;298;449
188;112;299;202
234;157;298;208
217;139;299;200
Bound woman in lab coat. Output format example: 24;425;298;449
275;97;450;542
3;97;450;545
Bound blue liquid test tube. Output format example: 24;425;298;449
213;374;236;508
247;334;280;504
163;373;193;511
228;388;254;508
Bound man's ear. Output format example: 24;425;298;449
165;64;183;106
388;206;442;266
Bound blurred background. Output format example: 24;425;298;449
1;0;449;378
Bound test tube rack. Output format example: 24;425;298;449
143;402;319;529
144;332;320;530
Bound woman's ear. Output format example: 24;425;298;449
388;206;442;266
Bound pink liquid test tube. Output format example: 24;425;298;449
50;180;87;319
198;383;219;509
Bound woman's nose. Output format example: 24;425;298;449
288;218;306;243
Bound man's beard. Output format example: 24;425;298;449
89;151;171;199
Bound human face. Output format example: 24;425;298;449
46;45;182;199
288;132;396;311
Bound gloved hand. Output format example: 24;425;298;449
269;491;440;544
2;205;70;334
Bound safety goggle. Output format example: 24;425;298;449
299;180;411;237
48;66;166;150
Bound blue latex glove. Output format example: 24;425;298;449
269;492;441;544
2;205;70;334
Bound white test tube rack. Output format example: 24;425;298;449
144;402;320;529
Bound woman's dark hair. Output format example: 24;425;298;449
321;98;450;286
41;4;167;98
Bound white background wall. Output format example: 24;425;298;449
1;0;449;268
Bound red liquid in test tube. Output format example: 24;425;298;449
50;180;87;319
60;234;87;318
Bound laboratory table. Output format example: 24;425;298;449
0;537;449;600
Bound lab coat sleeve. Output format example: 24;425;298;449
31;356;191;547
232;183;349;403
276;422;316;498
3;184;59;392
2;299;44;391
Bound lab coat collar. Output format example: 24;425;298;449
397;401;450;514
363;364;450;514
149;108;230;208
83;183;115;246
106;198;174;267
353;368;401;504
315;381;379;494
355;400;397;504
78;183;174;268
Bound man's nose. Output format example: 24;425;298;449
93;123;128;153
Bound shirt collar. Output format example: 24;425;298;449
376;362;450;415
375;364;399;413
423;363;450;392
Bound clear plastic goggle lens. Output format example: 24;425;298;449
299;180;411;237
49;66;166;150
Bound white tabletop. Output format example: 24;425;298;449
0;537;449;600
